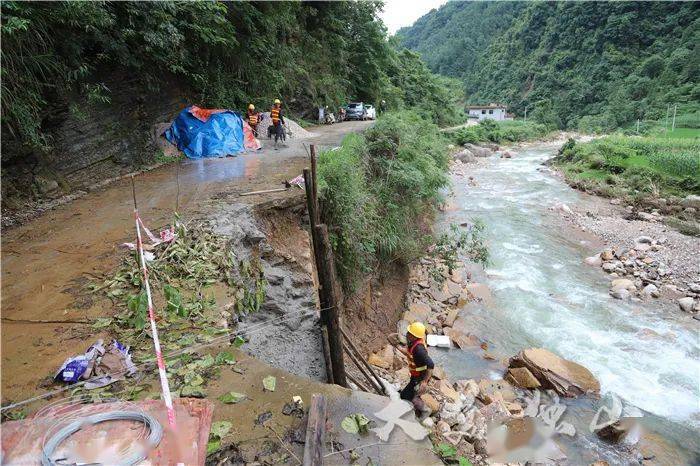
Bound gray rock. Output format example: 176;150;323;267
35;176;60;195
611;278;635;291
602;261;620;273
463;143;493;158
680;195;700;209
454;149;476;163
610;288;631;300
634;236;653;244
642;284;659;298
678;297;695;313
584;255;602;266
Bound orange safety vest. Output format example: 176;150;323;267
248;111;258;125
407;339;427;377
270;106;281;125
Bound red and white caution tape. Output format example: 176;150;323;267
122;218;176;251
134;210;177;430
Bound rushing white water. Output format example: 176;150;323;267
439;144;700;461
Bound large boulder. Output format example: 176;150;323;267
454;149;476;164
508;348;600;397
463;143;493;158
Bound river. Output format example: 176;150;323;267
434;143;700;465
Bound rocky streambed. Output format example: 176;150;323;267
362;139;699;465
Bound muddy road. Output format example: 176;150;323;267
1;120;372;403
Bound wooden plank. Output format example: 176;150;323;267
302;394;327;466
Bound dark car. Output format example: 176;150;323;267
346;102;367;120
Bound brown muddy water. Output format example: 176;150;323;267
1;121;372;405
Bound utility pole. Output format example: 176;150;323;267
524;108;527;123
636;119;640;134
671;104;677;132
665;104;670;132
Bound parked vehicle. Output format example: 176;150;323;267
346;102;367;120
364;104;376;120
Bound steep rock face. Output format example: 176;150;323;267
508;348;600;397
2;73;189;206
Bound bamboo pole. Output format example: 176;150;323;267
339;325;386;394
342;342;384;395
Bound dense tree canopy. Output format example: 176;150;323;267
1;1;463;149
398;1;699;131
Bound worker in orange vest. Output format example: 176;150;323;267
270;98;286;149
246;104;262;137
389;321;434;417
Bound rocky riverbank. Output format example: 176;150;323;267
546;184;700;318
455;132;700;319
360;252;638;466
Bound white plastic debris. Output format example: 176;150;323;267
426;334;451;348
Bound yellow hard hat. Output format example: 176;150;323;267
274;98;281;104
407;322;426;339
248;104;255;110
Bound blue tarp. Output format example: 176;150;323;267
164;107;246;159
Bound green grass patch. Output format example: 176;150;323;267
449;119;552;145
317;111;449;289
554;135;700;198
659;127;700;139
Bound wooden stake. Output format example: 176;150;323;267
315;224;347;387
175;159;181;214
310;145;319;224
130;175;138;210
320;326;335;385
305;169;334;384
302;394;326;466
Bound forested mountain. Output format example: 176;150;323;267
398;1;699;130
1;1;460;151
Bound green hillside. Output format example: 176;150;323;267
398;1;700;131
1;1;462;151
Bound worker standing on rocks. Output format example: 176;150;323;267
389;322;434;418
270;98;286;149
246;104;261;137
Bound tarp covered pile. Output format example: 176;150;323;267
164;105;261;159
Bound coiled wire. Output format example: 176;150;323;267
41;410;162;466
